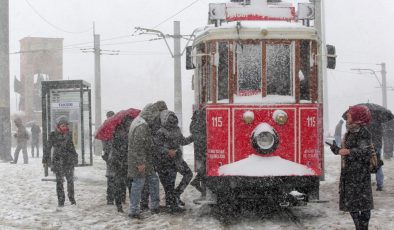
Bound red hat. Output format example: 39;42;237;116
348;105;371;125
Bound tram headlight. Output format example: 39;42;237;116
243;110;255;124
251;123;279;154
273;110;288;125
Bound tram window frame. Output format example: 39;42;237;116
300;40;311;101
217;42;229;101
196;43;208;105
266;42;293;97
236;42;262;96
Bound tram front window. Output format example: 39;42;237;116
237;44;262;95
266;44;292;96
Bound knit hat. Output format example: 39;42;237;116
348;105;371;125
56;115;69;125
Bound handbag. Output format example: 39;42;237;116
370;144;384;174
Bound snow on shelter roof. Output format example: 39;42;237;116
194;20;317;43
218;154;317;176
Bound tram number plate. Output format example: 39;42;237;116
306;116;316;127
211;116;223;127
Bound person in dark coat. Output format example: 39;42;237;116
10;118;29;164
330;105;374;230
30;122;41;158
155;110;193;212
140;100;168;210
189;109;207;199
111;114;134;213
102;111;115;205
43;116;78;207
342;104;391;191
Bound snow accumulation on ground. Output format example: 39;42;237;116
1;145;393;230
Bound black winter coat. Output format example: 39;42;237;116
154;110;193;170
339;126;374;212
44;130;78;173
190;109;206;162
110;124;129;175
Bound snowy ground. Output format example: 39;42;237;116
1;145;393;230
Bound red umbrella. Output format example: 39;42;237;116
95;108;140;141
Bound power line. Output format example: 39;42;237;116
152;0;202;29
24;0;93;34
337;61;377;66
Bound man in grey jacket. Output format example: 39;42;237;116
10;118;29;164
127;102;161;219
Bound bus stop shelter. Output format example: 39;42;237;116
41;80;93;167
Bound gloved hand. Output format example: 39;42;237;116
330;140;340;155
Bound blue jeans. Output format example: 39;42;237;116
129;173;160;215
376;148;384;188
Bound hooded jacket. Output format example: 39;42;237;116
154;110;193;170
127;103;160;178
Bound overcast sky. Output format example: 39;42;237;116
8;0;394;134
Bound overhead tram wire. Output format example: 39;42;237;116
337;61;378;66
22;0;204;55
152;0;203;29
61;0;205;50
24;0;92;34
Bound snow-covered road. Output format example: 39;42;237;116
1;146;393;230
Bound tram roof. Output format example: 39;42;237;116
194;21;318;44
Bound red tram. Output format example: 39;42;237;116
186;0;335;206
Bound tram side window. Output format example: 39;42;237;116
218;42;229;101
266;44;292;96
196;44;207;104
300;41;311;101
237;44;262;95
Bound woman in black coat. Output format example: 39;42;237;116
43;116;78;207
330;105;374;230
110;115;133;213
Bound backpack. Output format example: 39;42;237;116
370;145;384;173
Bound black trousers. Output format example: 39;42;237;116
174;159;193;195
350;210;371;230
158;168;177;206
157;159;193;207
106;176;115;202
31;140;39;157
55;167;75;205
114;166;130;207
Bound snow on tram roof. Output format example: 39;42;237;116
194;20;317;42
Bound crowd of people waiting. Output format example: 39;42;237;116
101;101;206;218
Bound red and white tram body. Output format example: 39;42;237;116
188;0;324;205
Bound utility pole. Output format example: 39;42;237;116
0;0;13;161
312;0;329;138
82;25;119;155
173;21;182;129
88;23;103;156
94;28;102;155
380;63;387;108
351;62;388;108
135;21;195;130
